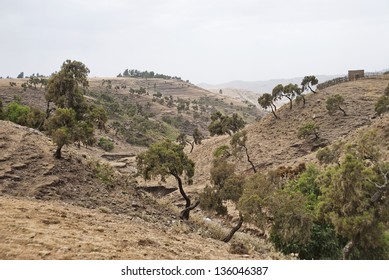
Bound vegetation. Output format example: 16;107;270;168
326;94;346;116
2;100;45;129
230;130;256;173
119;68;183;81
44;60;106;158
98;137;114;151
208;111;245;136
301;75;318;94
375;83;389;115
298;122;319;140
258;93;278;119
136;140;198;220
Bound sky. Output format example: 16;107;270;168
0;0;388;84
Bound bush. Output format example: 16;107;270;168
5;101;31;126
98;137;114;151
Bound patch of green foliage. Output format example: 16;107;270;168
98;137;114;151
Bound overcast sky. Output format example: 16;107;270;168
1;0;388;84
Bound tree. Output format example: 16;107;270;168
272;83;299;110
17;72;24;79
319;153;389;259
44;108;76;159
208;111;245;136
44;60;105;158
45;60;90;119
176;128;203;153
230;130;256;173
301;75;319;93
326;94;346;116
136;140;198;220
298;122;319;140
258;93;278;119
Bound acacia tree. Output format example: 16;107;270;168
272;84;298;110
136;140;198;220
208;111;245;136
176;128;203;153
326;94;346;116
301;75;319;94
258;93;278;119
230;130;256;173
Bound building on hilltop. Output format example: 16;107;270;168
348;70;364;81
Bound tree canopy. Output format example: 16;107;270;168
136;140;197;219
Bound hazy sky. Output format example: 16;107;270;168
1;0;388;84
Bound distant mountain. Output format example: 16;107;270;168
198;75;342;94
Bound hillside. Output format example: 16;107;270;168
1;74;389;260
0;77;261;147
0;120;285;260
190;77;389;186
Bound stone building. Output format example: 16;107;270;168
348;70;364;80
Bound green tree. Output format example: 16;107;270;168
272;83;299;110
45;60;90;119
17;72;24;79
136;140;198;220
230;130;256;173
318;153;389;259
298;122;319;140
301;75;319;93
258;93;278;119
326;94;346;116
44;108;76;159
208;111;245;136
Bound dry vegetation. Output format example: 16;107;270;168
1;74;389;260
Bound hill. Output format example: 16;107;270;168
190;76;389;186
0;120;284;260
0;77;260;147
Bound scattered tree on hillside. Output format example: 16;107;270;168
230;130;257;173
44;60;107;158
177;128;204;153
326;94;346;116
298;122;319;140
45;108;77;159
301;75;319;94
136;140;198;220
200;154;245;242
17;72;24;79
272;83;299;110
258;93;278;119
208;111;245;136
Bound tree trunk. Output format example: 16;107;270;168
244;146;257;173
343;240;354;260
308;85;317;94
172;172;198;220
339;106;347;116
54;146;62;159
270;103;279;119
187;141;194;153
180;201;200;220
222;213;244;243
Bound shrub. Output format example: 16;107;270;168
98;137;114;151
